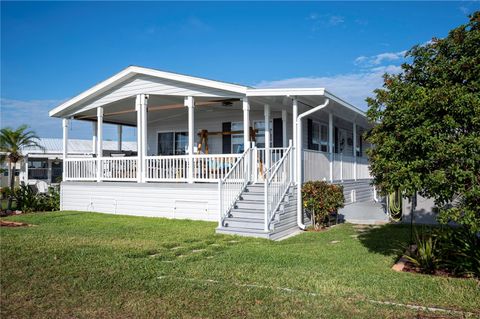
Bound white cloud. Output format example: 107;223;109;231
256;65;403;110
328;16;345;26
307;13;346;29
355;50;407;67
1;98;64;136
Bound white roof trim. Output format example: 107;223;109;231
323;90;366;118
246;87;325;97
49;66;248;117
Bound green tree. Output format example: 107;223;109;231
0;125;44;210
366;13;480;234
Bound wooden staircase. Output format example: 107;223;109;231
216;183;299;240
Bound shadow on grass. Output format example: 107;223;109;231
356;223;412;257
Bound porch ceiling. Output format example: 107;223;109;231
70;95;293;127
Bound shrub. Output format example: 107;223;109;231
404;227;479;278
14;184;60;213
405;229;439;274
436;228;480;278
302;181;344;230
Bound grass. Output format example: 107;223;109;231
1;211;479;318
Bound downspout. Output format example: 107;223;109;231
296;98;330;229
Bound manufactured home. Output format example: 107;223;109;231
49;66;376;239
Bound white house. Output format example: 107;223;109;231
49;66;375;239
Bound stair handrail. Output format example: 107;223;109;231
218;148;250;227
264;141;293;231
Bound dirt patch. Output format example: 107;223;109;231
0;220;31;227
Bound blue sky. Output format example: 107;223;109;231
1;1;478;141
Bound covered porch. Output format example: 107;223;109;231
58;93;371;184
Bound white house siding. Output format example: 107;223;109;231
77;74;244;114
61;182;219;221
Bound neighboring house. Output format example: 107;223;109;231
49;66;376;239
1;138;136;188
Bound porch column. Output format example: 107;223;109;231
243;98;251;181
264;104;271;172
242;98;250;149
117;125;123;151
96;107;103;182
135;95;142;183
292;98;298;182
62;118;69;181
328;112;334;182
141;95;148;182
135;94;148;183
282;109;287;147
353;121;357;181
185;96;195;183
92;122;97;155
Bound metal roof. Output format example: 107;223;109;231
21;138;137;155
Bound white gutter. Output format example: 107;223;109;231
296;98;330;229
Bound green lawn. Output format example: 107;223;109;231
1;212;478;318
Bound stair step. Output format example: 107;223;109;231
216;226;270;239
228;210;264;219
224;217;265;230
235;200;264;209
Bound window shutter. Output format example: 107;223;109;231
273;118;283;147
222;122;231;154
334;127;339;153
307;119;313;149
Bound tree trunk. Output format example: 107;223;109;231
6;160;16;211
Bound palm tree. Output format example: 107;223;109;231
0;125;44;210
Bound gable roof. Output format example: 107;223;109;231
49;66;249;117
49;66;367;120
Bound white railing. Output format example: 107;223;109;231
100;157;138;181
264;143;293;231
253;147;287;181
218;149;250;227
356;156;371;179
193;154;242;181
64;158;98;181
145;155;188;182
303;150;372;182
303;150;330;181
341;154;355;181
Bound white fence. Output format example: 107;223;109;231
303;150;371;182
65;154;243;183
64;158;98;181
193;154;242;182
145;155;188;182
100;157;138;181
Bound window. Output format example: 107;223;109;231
28;159;48;169
253;120;273;148
312;122;329;152
231;122;244;153
157;132;188;155
231;120;273;153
